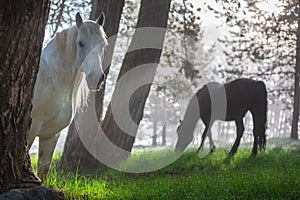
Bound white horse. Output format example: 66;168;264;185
28;13;107;176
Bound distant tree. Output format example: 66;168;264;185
291;4;300;140
0;0;51;194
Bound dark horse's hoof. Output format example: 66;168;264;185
224;151;235;163
209;146;216;153
224;154;234;163
196;146;216;154
249;154;257;159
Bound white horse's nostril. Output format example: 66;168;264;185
96;74;105;90
99;73;105;84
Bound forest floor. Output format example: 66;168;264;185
31;138;300;199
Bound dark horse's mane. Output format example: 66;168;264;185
176;78;267;156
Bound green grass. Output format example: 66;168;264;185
31;139;300;199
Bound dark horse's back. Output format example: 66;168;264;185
225;78;267;121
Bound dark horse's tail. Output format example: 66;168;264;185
257;81;267;151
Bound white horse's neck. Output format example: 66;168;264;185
53;26;79;84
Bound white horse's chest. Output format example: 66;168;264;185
30;65;74;137
40;105;73;136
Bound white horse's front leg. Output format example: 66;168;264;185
38;133;60;178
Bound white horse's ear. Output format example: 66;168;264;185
96;12;105;27
76;12;83;28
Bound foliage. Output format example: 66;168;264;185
213;0;298;102
158;0;214;93
119;0;140;36
31;139;300;199
47;0;91;37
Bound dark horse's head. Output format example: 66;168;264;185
175;94;201;153
175;120;193;152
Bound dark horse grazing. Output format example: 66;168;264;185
175;78;267;156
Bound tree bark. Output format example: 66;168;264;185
59;0;124;172
291;7;300;140
90;0;125;119
101;0;171;153
0;0;50;194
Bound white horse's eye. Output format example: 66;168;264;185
78;41;84;47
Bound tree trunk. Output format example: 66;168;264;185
100;0;171;155
162;123;167;146
0;0;50;194
68;0;171;172
162;98;167;146
291;7;300;140
152;120;157;146
90;0;125;119
59;0;124;172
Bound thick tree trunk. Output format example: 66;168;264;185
59;0;124;172
90;0;125;119
0;0;50;194
101;0;171;153
291;8;300;140
60;0;171;173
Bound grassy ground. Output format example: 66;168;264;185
31;138;300;199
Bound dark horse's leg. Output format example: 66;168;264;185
251;112;266;156
197;126;209;152
251;133;259;156
251;81;267;155
229;119;245;156
207;131;216;153
197;122;216;153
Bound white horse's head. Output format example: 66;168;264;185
75;12;107;90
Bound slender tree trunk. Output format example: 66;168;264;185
152;119;157;146
162;98;167;146
0;0;50;194
59;0;124;172
162;123;167;146
291;7;300;140
280;111;286;136
100;0;171;152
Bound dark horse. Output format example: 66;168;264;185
175;78;267;156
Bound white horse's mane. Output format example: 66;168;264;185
49;22;107;114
